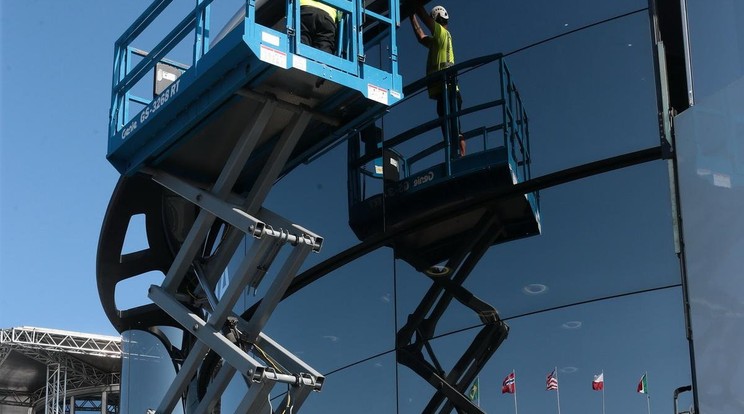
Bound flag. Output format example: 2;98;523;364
469;377;480;403
546;369;558;391
592;373;604;391
502;372;516;394
637;373;648;394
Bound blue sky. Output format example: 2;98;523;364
1;1;153;334
1;1;695;413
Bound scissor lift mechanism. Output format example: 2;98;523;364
144;103;325;413
103;0;406;411
397;211;510;414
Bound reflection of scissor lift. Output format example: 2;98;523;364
99;0;405;412
348;55;541;413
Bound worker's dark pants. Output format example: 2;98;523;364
436;89;464;155
300;6;337;55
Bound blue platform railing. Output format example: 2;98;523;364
108;0;402;163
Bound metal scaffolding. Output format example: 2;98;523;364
0;327;121;358
0;327;121;413
45;363;66;414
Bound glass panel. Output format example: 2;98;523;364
470;162;679;318
675;76;744;414
265;143;366;260
303;353;398;412
265;248;396;373
120;329;184;414
686;0;744;101
391;0;657;174
392;153;679;339
394;289;690;414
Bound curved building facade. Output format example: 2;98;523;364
106;1;743;413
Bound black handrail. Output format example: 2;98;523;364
402;52;505;97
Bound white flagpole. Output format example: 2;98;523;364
601;370;605;414
645;371;651;414
513;369;519;414
555;367;562;414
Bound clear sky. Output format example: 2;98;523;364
1;1;695;413
1;1;154;334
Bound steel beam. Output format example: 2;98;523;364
152;237;275;413
146;105;319;413
0;327;121;358
193;364;236;414
160;99;278;292
149;171;266;238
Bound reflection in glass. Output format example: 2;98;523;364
395;289;690;414
675;76;744;414
686;0;744;101
120;330;184;414
265;248;396;374
305;353;398;413
113;1;697;412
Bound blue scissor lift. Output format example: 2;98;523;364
98;1;540;413
103;1;402;412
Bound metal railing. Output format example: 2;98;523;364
349;53;533;203
109;0;400;138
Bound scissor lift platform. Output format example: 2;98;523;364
349;147;541;271
108;0;405;186
348;55;541;274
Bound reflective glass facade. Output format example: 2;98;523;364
235;1;692;412
675;1;744;413
121;330;184;414
115;0;744;412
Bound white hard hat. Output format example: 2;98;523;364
430;5;449;21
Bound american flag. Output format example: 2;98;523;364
546;369;559;391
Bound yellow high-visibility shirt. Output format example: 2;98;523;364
426;21;457;98
300;0;339;22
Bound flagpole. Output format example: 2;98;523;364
478;377;481;408
645;371;651;414
513;370;518;414
647;392;651;414
555;367;562;414
601;370;605;414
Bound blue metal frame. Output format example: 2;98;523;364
108;0;402;174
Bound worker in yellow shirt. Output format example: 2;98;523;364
300;0;338;55
410;1;466;156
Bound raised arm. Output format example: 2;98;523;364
410;13;432;47
413;2;436;34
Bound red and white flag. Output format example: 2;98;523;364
546;369;559;391
502;372;516;394
637;373;648;394
592;373;604;391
